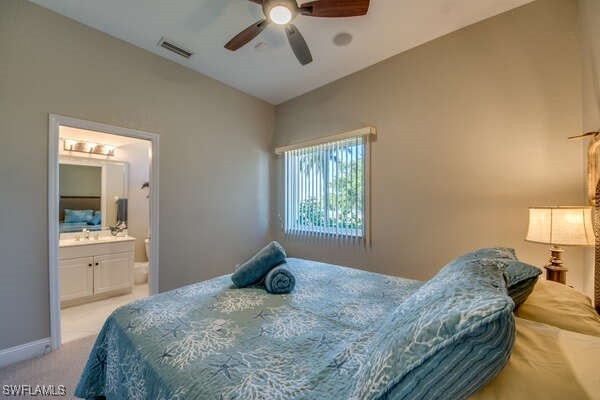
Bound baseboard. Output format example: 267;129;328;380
0;338;52;369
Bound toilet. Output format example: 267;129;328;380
133;238;150;285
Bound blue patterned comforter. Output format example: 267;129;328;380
76;258;423;400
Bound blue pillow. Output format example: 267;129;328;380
88;211;101;226
456;247;517;262
501;259;541;287
507;276;539;307
64;209;94;223
501;260;541;307
459;248;541;306
351;258;515;400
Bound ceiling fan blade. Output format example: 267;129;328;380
247;0;262;4
225;19;268;51
300;0;369;17
285;24;313;65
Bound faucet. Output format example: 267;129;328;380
82;228;89;239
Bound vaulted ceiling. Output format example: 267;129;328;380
30;0;534;104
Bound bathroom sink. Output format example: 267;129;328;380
95;235;130;241
59;235;136;247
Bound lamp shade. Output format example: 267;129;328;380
526;206;595;246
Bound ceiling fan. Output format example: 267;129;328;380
225;0;370;65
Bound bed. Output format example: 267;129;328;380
59;196;102;233
75;254;600;399
60;222;103;233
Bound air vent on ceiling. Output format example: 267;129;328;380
157;37;193;59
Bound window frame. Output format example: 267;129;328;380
279;129;373;243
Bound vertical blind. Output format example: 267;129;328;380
284;135;368;242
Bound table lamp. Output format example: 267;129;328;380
526;206;595;284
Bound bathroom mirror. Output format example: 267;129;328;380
59;156;129;234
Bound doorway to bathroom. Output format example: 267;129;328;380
48;114;159;350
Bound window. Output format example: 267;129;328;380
281;131;371;241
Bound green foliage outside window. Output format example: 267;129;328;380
296;147;363;230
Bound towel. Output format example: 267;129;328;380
264;264;295;294
231;241;287;288
116;198;128;223
117;199;127;223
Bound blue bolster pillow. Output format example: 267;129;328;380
351;257;515;400
231;241;287;288
264;264;295;294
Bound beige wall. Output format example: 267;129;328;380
0;0;274;350
272;0;586;285
578;0;600;299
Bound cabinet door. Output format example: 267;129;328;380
60;256;94;302
93;252;133;295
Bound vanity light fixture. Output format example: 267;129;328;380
63;139;116;157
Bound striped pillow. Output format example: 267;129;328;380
351;258;515;400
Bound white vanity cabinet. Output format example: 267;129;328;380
60;256;94;301
59;237;135;307
93;252;134;295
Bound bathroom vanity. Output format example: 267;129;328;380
59;235;135;307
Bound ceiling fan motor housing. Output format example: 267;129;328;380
263;0;299;23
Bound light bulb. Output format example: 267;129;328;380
64;139;77;150
269;5;292;25
104;145;115;155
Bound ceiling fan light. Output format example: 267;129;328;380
269;5;292;25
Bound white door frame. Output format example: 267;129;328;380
48;114;160;350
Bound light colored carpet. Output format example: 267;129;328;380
0;335;96;399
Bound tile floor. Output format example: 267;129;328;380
61;283;148;344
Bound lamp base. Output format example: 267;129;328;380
544;245;567;285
